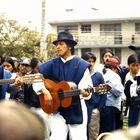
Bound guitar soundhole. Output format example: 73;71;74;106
58;89;64;99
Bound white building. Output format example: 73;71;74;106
46;2;140;65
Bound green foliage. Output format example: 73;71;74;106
123;116;128;130
46;33;57;60
0;15;40;59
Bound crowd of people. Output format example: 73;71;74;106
0;31;140;140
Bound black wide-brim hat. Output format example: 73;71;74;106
53;31;77;46
128;45;140;55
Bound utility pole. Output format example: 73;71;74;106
40;0;47;60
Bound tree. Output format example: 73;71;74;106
46;33;57;59
0;15;40;59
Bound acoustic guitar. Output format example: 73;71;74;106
39;79;112;114
0;74;111;114
0;73;43;85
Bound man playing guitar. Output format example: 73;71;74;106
33;31;93;140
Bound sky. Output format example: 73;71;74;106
46;0;140;21
0;0;140;33
0;0;41;31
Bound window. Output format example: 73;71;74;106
57;25;78;33
81;24;91;33
81;48;91;55
135;23;140;34
100;24;122;44
57;25;78;40
115;48;121;60
100;24;121;36
114;35;122;44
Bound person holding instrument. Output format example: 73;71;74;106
33;31;93;140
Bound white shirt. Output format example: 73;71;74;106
125;71;140;97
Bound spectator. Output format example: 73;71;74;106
0;100;45;140
124;53;140;127
11;57;50;140
0;65;11;100
104;126;140;140
30;57;51;140
82;52;107;140
99;57;124;133
10;57;31;102
1;56;16;100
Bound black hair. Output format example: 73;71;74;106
1;56;15;72
81;52;96;62
127;54;140;65
104;63;115;71
30;58;42;69
65;41;75;55
101;48;114;59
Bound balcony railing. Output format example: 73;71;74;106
74;34;140;48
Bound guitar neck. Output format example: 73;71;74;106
0;74;43;85
61;87;95;98
0;79;15;85
60;84;110;99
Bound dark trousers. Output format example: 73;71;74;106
115;103;123;129
128;103;140;127
99;106;119;133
